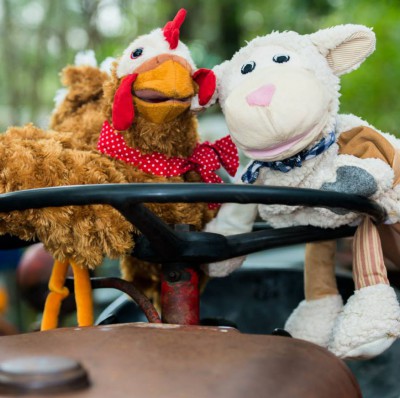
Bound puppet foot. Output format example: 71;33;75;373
329;284;400;359
284;294;343;347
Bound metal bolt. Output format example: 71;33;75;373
168;271;181;282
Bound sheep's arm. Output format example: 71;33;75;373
202;200;258;277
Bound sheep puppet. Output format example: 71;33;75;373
0;9;238;330
204;24;400;359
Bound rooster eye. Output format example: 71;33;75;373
130;48;143;59
273;54;290;63
241;61;256;74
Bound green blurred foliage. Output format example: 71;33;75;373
322;1;400;134
0;0;399;134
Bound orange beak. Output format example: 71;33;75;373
132;55;196;124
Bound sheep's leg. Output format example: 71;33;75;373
70;261;94;327
304;241;339;300
41;260;70;331
329;217;400;359
352;217;389;288
285;241;343;347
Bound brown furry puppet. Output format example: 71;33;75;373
50;53;110;152
0;9;238;330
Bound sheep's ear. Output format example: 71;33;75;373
309;24;376;76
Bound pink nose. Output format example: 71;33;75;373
246;84;276;107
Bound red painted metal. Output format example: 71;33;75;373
161;267;200;325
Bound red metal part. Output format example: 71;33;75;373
161;266;200;325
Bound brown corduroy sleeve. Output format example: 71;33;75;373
338;126;400;185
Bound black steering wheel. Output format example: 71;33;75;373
0;183;385;257
0;183;386;323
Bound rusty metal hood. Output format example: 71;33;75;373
0;323;361;397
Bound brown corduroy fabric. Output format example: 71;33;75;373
305;125;400;301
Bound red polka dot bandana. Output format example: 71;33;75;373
97;121;239;209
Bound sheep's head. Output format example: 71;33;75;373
212;25;375;162
112;9;215;129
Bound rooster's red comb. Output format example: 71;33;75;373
163;8;187;50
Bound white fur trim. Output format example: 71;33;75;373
329;284;400;359
190;96;202;112
52;88;68;110
74;50;97;67
285;295;343;347
116;28;196;78
100;57;115;75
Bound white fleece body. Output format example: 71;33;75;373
207;113;397;238
257;115;396;229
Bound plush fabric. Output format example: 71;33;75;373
163;8;187;50
203;24;400;359
329;284;400;359
353;216;389;289
0;9;226;328
339;126;400;185
112;73;137;130
192;68;217;105
304;241;339;300
285;295;343;348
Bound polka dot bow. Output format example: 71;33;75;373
97;121;239;209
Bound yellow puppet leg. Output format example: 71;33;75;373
70;261;94;327
41;260;70;331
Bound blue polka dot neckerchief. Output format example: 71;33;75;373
241;131;336;184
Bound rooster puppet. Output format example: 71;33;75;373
0;9;238;330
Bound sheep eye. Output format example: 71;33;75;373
130;48;143;59
241;61;256;74
273;54;290;63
